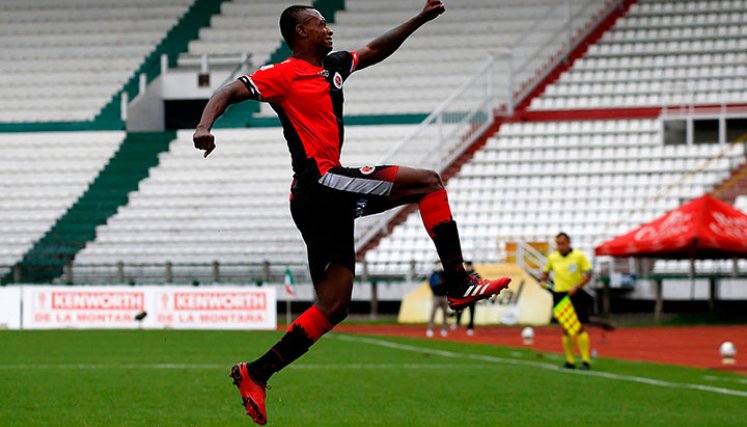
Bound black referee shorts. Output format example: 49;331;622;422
290;165;399;284
552;290;591;324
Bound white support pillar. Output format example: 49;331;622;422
201;54;209;74
161;54;169;74
139;73;147;95
120;92;128;121
507;47;514;116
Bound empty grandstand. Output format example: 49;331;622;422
0;0;194;123
1;0;746;311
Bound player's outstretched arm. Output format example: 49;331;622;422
193;80;252;158
355;0;445;71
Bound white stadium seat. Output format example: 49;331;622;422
0;0;193;123
0;131;124;266
531;0;747;111
73;125;418;282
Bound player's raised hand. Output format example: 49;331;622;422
419;0;446;22
193;127;216;158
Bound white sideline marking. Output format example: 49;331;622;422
703;375;747;385
334;334;747;399
0;364;226;370
2;340;744;399
291;363;487;370
0;363;484;371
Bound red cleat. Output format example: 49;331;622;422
229;362;267;425
448;274;511;310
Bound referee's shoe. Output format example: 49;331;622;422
448;274;511;310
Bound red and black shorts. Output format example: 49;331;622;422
290;165;399;284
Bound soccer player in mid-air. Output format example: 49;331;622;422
193;1;511;424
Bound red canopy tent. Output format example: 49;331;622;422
595;194;747;259
595;194;747;321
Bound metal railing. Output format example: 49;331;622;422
354;57;496;253
513;239;550;279
1;259;421;286
354;0;618;254
495;0;622;115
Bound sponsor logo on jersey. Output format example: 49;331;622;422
360;165;375;175
318;69;330;78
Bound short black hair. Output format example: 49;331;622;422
280;5;313;48
556;232;571;241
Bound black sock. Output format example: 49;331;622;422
249;306;333;384
249;324;315;384
431;221;469;291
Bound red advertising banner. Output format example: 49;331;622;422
24;287;146;329
151;287;275;330
22;286;276;330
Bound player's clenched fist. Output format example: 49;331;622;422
193;127;216;158
420;0;445;22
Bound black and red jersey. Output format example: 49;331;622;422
239;51;359;182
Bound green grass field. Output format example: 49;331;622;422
1;330;746;426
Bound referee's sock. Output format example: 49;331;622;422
418;189;468;288
562;334;576;365
577;331;591;363
249;304;333;384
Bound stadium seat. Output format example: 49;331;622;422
183;0;609;117
0;0;193;123
0;131;124;267
530;0;747;111
73;125;418;282
360;117;745;274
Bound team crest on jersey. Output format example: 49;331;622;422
360;165;376;175
333;72;343;89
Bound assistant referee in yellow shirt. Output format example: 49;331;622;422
540;232;593;370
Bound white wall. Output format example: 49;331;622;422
618;278;747;301
0;287;22;329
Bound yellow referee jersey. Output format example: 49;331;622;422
543;249;591;292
